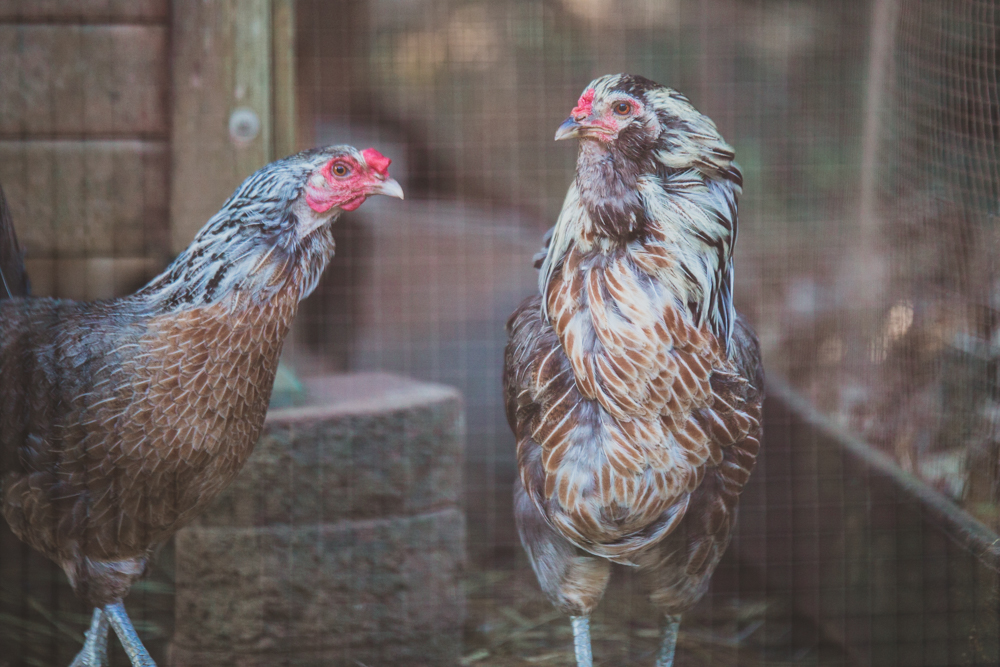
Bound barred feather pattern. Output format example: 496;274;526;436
507;300;762;610
136;149;345;315
506;74;764;614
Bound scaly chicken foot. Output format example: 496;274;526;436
104;601;156;667
69;608;110;667
570;616;593;667
655;614;682;667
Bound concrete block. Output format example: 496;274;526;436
169;373;467;666
200;374;464;527
170;510;465;666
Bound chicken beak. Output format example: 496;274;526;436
373;177;404;200
555;117;583;141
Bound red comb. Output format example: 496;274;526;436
571;89;595;119
362;148;391;176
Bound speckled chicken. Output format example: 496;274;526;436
504;75;764;667
0;146;403;667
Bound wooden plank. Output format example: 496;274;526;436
0;0;168;22
0;25;168;136
775;377;1000;570
170;0;273;254
0;140;169;258
271;0;296;158
735;378;1000;666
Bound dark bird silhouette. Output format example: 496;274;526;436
0;146;403;666
504;75;764;667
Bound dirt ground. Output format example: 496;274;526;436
461;550;849;667
1;527;850;667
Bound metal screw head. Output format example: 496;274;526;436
229;107;261;146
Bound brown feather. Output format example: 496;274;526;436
505;123;763;619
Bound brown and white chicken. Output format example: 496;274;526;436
0;146;402;667
504;74;764;667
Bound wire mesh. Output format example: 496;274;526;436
2;0;999;665
291;0;872;664
775;0;1000;530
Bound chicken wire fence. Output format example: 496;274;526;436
874;0;1000;524
292;0;872;663
2;0;999;665
291;0;1000;663
777;0;1000;529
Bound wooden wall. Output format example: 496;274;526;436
0;0;171;299
170;0;295;255
0;0;295;300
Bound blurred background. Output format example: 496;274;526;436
292;0;871;564
1;0;999;665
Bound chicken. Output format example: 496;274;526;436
504;75;763;667
0;146;403;667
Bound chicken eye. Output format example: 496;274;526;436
614;101;633;116
332;163;350;177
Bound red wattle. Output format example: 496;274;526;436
339;195;367;212
306;191;333;213
362;148;391;177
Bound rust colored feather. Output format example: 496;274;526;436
542;440;571;473
632;244;674;274
699;407;738;446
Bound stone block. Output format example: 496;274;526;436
169;373;466;666
199;374;464;527
170;510;465;666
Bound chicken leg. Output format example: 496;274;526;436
655;614;681;667
69;609;110;667
104;601;156;667
570;616;593;667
